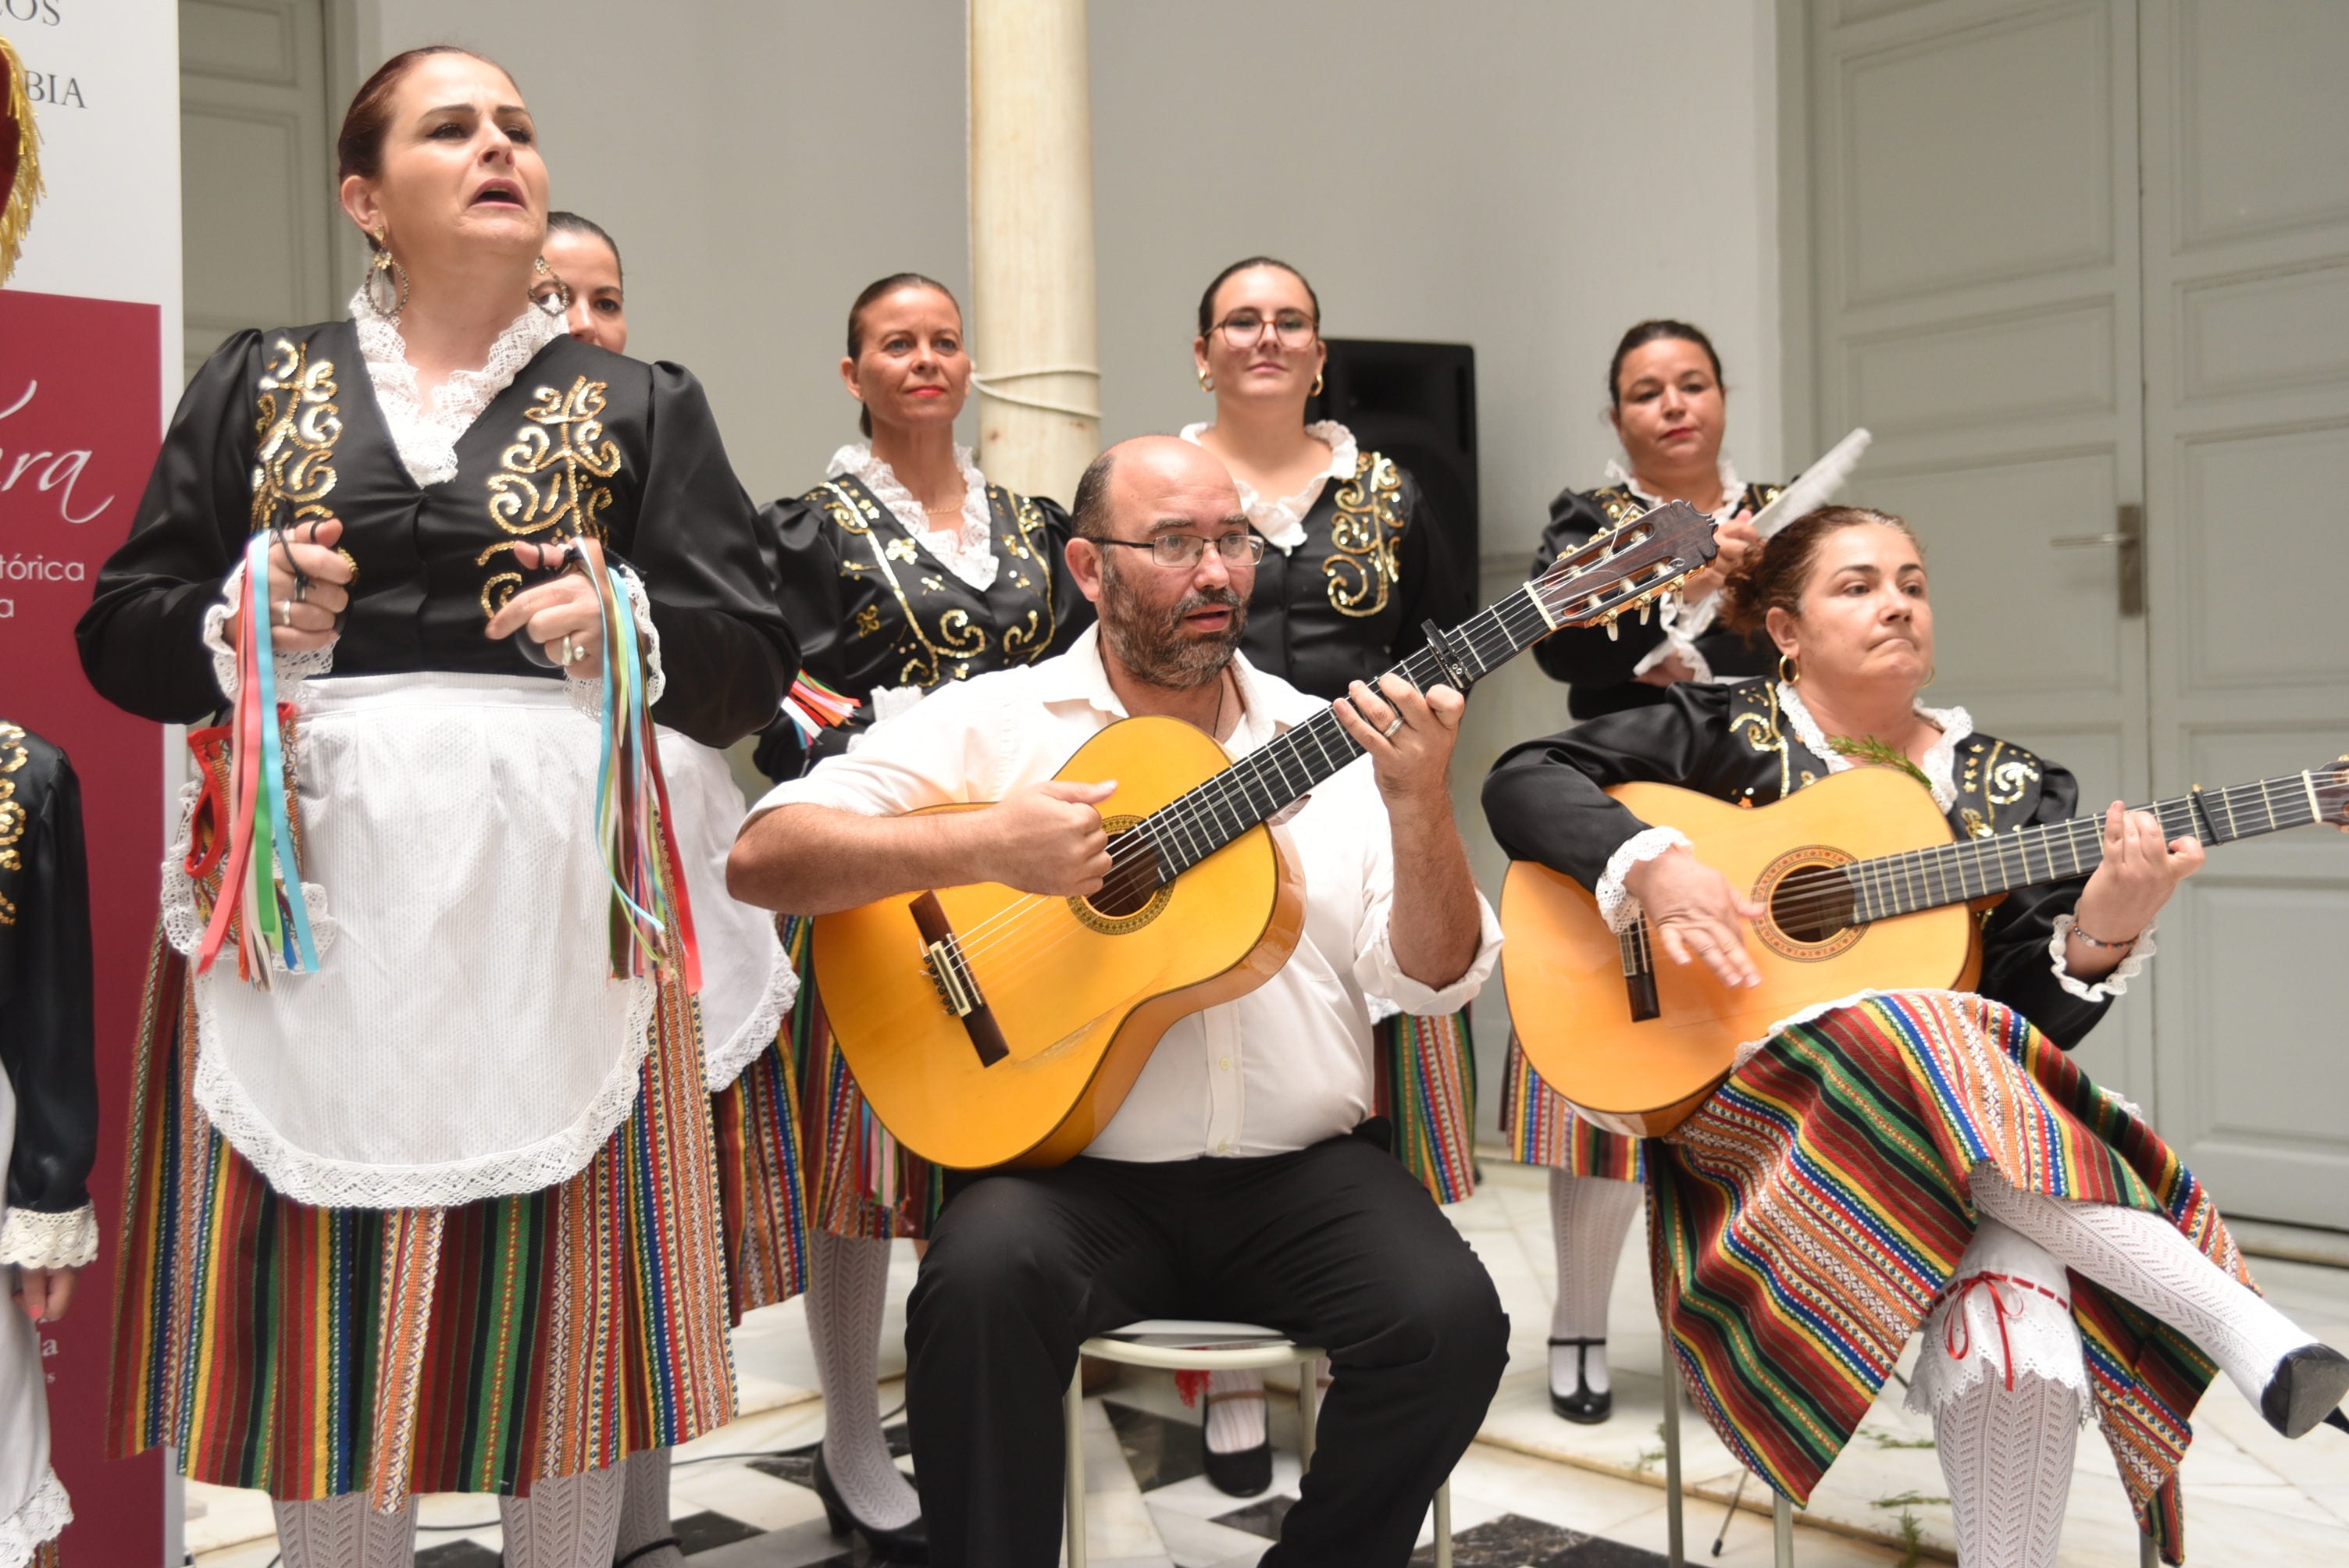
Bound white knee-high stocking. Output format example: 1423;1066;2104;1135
1970;1172;2330;1422
499;1466;625;1568
1548;1170;1642;1398
614;1447;683;1568
807;1229;919;1531
271;1495;417;1568
1934;1369;2080;1568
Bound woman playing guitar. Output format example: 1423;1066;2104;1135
1482;507;2347;1568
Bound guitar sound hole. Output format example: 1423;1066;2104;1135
1770;863;1856;944
1087;843;1164;919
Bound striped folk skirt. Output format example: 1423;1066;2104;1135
710;1026;811;1320
1650;991;2244;1566
1499;1032;1644;1182
775;917;1486;1235
107;931;737;1502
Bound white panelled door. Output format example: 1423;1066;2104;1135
2137;0;2349;1227
180;0;337;380
1803;0;2349;1226
1802;0;2153;1099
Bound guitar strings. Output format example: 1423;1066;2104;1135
902;524;1717;988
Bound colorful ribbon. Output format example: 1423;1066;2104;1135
779;674;859;743
577;542;702;993
194;533;323;983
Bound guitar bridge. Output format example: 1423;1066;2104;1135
908;892;1010;1066
1619;918;1661;1023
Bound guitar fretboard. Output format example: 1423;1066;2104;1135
1845;772;2335;921
1123;584;1561;878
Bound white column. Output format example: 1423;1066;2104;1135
966;0;1100;504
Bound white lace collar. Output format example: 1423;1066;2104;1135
827;441;997;592
1602;453;1748;525
350;286;565;488
1178;420;1358;553
1774;680;1973;811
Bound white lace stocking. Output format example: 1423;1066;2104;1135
1971;1171;2314;1409
270;1495;416;1568
1205;1367;1268;1454
1549;1170;1643;1398
498;1467;624;1568
1933;1368;2080;1568
807;1230;919;1531
615;1448;683;1568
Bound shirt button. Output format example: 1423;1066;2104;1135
1219;1057;1232;1071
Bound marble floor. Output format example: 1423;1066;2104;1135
187;1159;2349;1567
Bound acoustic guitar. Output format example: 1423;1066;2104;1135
813;502;1723;1170
1502;757;2349;1137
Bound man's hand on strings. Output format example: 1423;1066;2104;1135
1622;844;1764;989
487;537;609;677
1335;672;1464;813
975;779;1116;897
224;516;352;653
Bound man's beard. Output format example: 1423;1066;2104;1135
1098;554;1246;690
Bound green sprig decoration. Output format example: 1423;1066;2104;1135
1825;733;1932;793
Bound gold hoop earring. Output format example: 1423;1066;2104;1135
1197;367;1213;392
364;231;408;317
1919;664;1937;690
532;255;573;318
1311;372;1325;397
1777;652;1800;685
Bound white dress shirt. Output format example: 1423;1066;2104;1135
747;625;1502;1162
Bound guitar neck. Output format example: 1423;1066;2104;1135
1849;771;2334;921
1139;583;1560;878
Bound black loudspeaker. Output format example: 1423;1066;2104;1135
1306;339;1479;604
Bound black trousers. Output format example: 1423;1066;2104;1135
904;1128;1510;1568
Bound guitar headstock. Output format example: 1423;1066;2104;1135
1531;500;1720;633
2310;755;2349;830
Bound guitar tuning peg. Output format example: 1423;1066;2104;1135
1638;598;1653;625
1604;614;1620;641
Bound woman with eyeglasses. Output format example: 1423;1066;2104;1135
1507;318;1788;1432
1178;255;1477;1495
743;272;1093;1561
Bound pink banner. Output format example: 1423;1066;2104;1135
0;286;168;1563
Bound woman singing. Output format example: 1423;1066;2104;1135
751;273;1093;1560
1510;318;1787;1426
78;48;794;1567
1178;255;1475;1493
1483;508;2347;1568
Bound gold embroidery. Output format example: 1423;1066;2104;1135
479;377;620;619
1987;754;2041;807
1961;807;1994;839
817;479;983;688
1000;491;1060;663
0;722;27;924
886;537;919;564
1729;683;1794;799
250;337;341;535
854;604;882;637
1324;451;1405;618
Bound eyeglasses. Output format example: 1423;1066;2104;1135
1096;532;1268;569
1212;311;1318;351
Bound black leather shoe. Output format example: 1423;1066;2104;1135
1549;1336;1612;1424
2261;1343;2349;1439
1200;1389;1274;1497
813;1446;929;1562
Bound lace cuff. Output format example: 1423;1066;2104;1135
1596;827;1691;932
202;562;335;701
0;1203;98;1269
1631;628;1714;683
565;561;666;712
2048;914;2157;1001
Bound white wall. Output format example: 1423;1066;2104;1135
356;0;1783;1131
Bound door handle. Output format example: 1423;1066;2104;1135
2051;505;2143;618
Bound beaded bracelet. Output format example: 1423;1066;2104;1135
2069;921;2139;952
